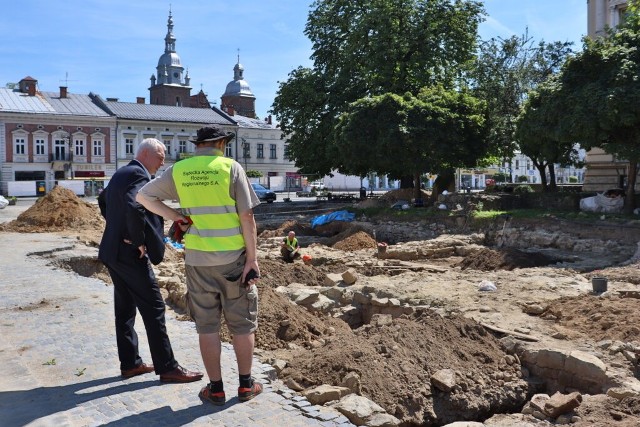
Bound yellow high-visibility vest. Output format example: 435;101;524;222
173;155;245;252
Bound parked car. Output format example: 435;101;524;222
310;180;325;190
251;183;277;203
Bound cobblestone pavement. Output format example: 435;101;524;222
0;201;355;426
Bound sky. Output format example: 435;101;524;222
0;0;588;118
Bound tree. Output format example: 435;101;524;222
335;87;486;200
548;1;640;212
271;0;484;184
472;32;573;162
516;80;582;192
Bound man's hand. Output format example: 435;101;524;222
137;245;147;259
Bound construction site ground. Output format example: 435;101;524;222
3;186;640;426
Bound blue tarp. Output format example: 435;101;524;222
310;210;355;228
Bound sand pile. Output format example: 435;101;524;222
0;186;104;233
332;230;377;251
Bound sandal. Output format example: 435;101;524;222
238;379;263;402
199;385;226;406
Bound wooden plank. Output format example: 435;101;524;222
480;322;540;342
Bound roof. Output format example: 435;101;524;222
0;87;111;117
231;114;279;130
98;98;235;125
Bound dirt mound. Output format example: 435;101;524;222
380;188;430;203
455;247;559;271
218;258;338;349
0;186;104;233
280;309;524;425
332;230;377;251
544;294;640;342
259;219;316;239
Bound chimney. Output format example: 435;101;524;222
106;97;119;102
136;97;145;104
268;115;272;125
60;86;67;98
19;77;38;96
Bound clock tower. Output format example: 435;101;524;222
149;9;192;106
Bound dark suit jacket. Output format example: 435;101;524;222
98;160;165;265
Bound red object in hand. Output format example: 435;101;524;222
171;217;192;242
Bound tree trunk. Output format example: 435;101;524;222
413;171;422;202
624;159;638;215
533;162;548;191
547;165;558;192
400;175;414;189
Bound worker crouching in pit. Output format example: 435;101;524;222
281;231;301;263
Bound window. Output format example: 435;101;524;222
93;139;103;156
163;139;172;155
515;160;520;169
125;138;135;155
284;144;291;160
179;139;187;153
54;138;67;161
35;138;46;155
74;138;85;156
270;144;277;159
225;143;232;157
14;137;26;155
243;142;251;158
257;144;264;159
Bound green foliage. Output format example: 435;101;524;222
473;31;574;161
539;3;640;211
492;172;510;183
271;0;485;177
517;175;529;183
245;170;263;178
516;80;581;192
335;88;487;182
514;184;534;193
568;176;578;183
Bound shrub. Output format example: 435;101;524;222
493;172;510;183
568;176;578;183
517;175;529;183
514;185;534;193
246;170;263;178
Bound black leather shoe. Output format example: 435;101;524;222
121;363;154;379
159;365;203;383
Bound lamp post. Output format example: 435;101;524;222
241;137;248;171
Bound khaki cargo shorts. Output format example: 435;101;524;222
185;256;258;335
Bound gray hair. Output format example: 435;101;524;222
136;138;165;156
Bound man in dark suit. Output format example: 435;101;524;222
98;138;202;383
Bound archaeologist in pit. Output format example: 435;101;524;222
281;230;301;263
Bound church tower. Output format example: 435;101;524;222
149;9;192;106
220;54;256;118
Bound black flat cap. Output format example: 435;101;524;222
190;125;235;144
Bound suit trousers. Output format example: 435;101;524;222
105;243;178;374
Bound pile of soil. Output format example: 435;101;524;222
380;188;430;203
332;230;377;251
279;309;524;425
0;186;104;233
455;247;559;271
543;294;640;342
258;219;316;239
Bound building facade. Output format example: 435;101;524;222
588;0;629;37
0;77;116;196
